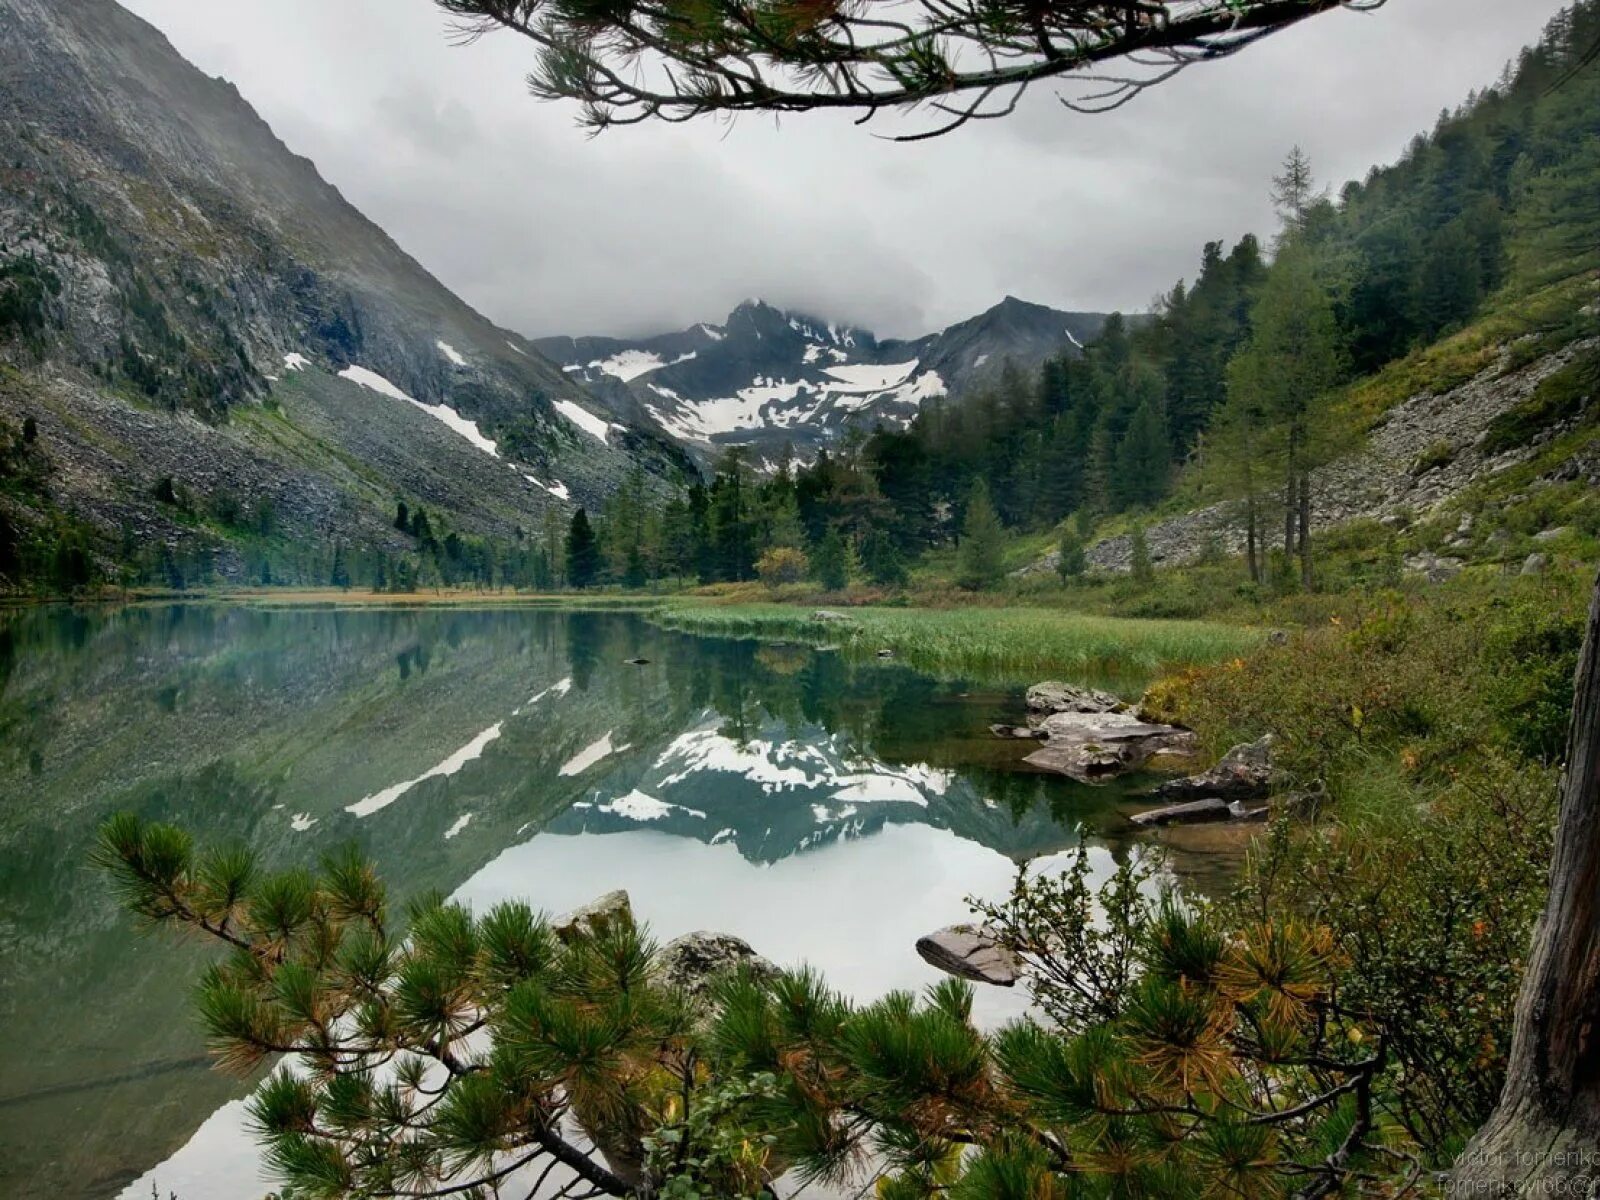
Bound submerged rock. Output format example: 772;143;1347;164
1024;710;1200;784
553;889;634;942
915;924;1021;987
1025;681;1126;715
1154;735;1275;802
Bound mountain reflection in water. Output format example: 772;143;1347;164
0;605;1239;1199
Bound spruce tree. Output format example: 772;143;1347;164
566;508;600;589
812;528;849;591
956;480;1005;591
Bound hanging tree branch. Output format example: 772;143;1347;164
436;0;1387;139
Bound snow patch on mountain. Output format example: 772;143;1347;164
599;791;707;822
553;398;613;444
338;365;500;458
436;340;467;367
347;720;505;818
560;732;626;777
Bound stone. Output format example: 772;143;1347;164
1129;797;1232;827
1267;629;1290;647
812;609;854;623
915;924;1021;987
553;889;634;943
656;932;779;1007
1024;710;1200;784
1522;552;1550;576
1403;552;1464;584
1025;681;1126;715
991;724;1045;741
1534;527;1571;543
1154;735;1275;802
876;648;894;659
624;657;650;666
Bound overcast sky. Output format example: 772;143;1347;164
122;0;1569;341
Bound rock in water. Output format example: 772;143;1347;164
553;889;634;942
1024;711;1200;783
657;932;779;1008
991;723;1046;740
1025;681;1127;714
915;924;1022;987
1129;798;1233;827
1154;735;1275;802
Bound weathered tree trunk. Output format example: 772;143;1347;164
1454;571;1600;1192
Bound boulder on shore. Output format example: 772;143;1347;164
1153;735;1275;802
915;924;1022;987
1025;681;1127;715
1024;710;1200;784
812;609;854;623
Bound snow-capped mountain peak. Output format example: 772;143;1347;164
532;297;1115;462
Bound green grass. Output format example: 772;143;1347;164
649;601;1258;690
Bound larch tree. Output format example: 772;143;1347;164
1226;247;1342;588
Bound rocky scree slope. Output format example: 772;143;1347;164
1023;322;1600;579
536;296;1112;463
0;0;691;578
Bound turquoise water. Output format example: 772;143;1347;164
0;604;1233;1198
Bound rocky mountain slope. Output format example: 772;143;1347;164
535;296;1113;462
0;0;692;584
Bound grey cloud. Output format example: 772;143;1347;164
123;0;1570;340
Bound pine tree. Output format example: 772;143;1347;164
1057;526;1088;582
566;508;600;589
394;500;409;533
812;528;849;591
956;480;1005;591
1116;398;1172;509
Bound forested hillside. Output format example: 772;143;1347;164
563;0;1598;593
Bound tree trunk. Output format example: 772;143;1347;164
1246;495;1260;585
1454;570;1600;1192
1298;472;1312;590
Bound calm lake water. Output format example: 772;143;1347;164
0;604;1241;1199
